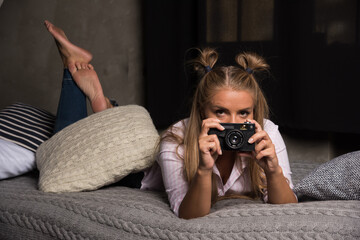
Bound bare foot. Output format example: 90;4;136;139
44;20;92;67
69;63;108;113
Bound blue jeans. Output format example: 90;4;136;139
53;69;143;188
53;69;87;134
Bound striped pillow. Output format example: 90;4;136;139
0;103;55;152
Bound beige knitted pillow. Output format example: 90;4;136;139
36;105;159;193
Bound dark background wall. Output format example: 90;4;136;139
145;0;360;132
143;1;198;128
0;0;359;156
144;0;360;155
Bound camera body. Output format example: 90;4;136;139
208;122;255;152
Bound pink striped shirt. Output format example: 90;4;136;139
141;118;294;216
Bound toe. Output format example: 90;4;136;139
75;62;82;70
68;64;77;74
88;64;94;70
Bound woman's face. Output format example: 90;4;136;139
203;88;254;123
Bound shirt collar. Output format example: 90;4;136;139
212;155;249;178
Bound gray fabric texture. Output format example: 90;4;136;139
294;150;360;201
1;171;359;240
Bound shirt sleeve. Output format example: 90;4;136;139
262;119;294;202
158;139;189;216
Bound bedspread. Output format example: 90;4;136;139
0;171;359;240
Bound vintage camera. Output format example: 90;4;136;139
208;122;255;151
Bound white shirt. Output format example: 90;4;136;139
141;118;293;216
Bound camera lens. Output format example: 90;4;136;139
229;133;240;145
225;130;244;150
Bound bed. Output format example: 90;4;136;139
1;164;359;239
0;104;359;239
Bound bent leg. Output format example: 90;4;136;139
45;20;110;115
53;69;87;134
69;63;108;113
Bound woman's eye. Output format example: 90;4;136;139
240;111;249;117
215;110;225;116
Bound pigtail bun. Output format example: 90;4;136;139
185;48;219;84
235;52;269;75
197;48;218;70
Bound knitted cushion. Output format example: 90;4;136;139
36;105;159;193
0;102;55;152
293;150;360;201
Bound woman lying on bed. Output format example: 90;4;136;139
45;21;297;220
141;49;298;219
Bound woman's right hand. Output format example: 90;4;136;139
198;118;224;171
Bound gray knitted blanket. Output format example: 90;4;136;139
1;171;359;240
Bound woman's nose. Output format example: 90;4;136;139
231;115;248;124
228;115;242;123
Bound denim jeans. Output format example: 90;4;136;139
52;69;143;188
53;69;87;134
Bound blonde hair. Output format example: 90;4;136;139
165;48;270;203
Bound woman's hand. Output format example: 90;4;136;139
179;118;224;219
246;119;282;176
198;118;224;171
246;119;298;204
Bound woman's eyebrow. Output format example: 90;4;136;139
238;107;253;112
212;105;253;111
212;105;228;110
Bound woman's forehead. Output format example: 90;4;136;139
209;89;254;109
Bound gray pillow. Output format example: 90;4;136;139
293;150;360;201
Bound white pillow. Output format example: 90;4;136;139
36;105;159;193
0;139;35;179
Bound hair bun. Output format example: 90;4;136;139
235;52;269;74
185;48;219;83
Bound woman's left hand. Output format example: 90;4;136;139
246;119;282;176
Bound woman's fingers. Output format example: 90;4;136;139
198;118;224;170
255;141;275;159
252;135;279;174
198;135;221;170
245;119;279;173
252;133;276;161
200;118;224;137
246;119;266;144
248;130;268;144
199;134;222;156
255;139;273;152
246;119;262;133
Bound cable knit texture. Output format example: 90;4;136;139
0;172;359;240
36;105;159;193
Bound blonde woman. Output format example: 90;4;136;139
141;48;298;219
